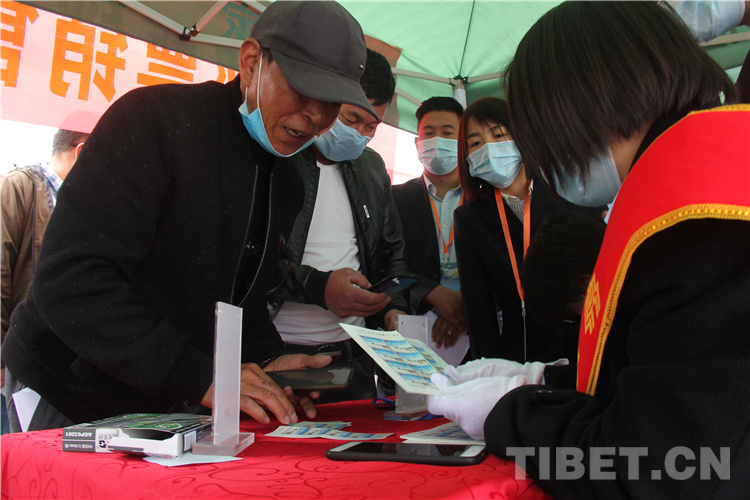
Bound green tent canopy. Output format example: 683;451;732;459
20;0;750;133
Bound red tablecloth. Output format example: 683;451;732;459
1;400;549;499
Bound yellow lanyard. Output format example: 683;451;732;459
428;193;464;256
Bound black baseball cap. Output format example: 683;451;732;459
251;1;377;119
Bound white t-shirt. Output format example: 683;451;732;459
274;161;365;345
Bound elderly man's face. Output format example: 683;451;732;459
249;57;341;156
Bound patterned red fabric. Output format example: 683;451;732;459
1;400;549;499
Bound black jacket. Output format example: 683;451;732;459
267;147;410;327
485;109;750;498
455;182;595;363
391;175;442;315
486;218;750;499
2;77;302;423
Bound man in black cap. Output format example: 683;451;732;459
2;1;373;431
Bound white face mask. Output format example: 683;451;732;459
467;141;523;189
416;137;458;175
552;147;622;207
663;0;745;42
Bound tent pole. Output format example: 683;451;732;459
452;79;467;108
120;1;184;35
194;2;230;34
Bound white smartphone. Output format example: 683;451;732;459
325;441;487;466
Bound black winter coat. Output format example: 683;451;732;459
2;77;303;423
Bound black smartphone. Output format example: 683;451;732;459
368;273;418;295
267;366;353;391
326;441;487;466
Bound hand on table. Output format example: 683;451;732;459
325;268;390;318
426;372;531;440
200;354;332;424
264;353;333;420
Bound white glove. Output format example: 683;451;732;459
426;372;530;440
444;357;569;384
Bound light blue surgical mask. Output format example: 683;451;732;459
467;141;523;189
664;0;745;42
417;137;458;175
238;53;315;157
314;118;371;162
553;147;622;207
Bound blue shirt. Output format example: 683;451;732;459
41;163;63;209
423;174;462;292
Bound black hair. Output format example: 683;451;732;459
505;1;738;194
415;96;464;125
457;97;513;202
521;211;606;335
52;129;89;157
361;49;395;106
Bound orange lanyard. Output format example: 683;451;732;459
494;182;532;305
429;193;464;255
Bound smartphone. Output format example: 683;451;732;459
368;273;418;295
326;441;487;466
267;366;353;391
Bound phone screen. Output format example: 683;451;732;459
326;441;487;466
267;366;352;391
369;275;418;295
348;442;470;456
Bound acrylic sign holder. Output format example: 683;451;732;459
192;302;255;456
385;315;430;420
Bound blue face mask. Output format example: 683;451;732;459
467;140;523;189
314;118;371;162
417;137;458;175
553;147;622;207
665;0;745;42
238;53;315;158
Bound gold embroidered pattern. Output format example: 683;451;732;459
583;274;600;335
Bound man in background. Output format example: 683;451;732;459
0;128;88;434
392;97;467;350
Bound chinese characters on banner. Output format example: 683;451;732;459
1;1;238;132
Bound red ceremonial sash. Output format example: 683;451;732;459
577;105;750;395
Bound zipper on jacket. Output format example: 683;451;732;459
234;169;275;306
230;165;259;305
343;162;373;278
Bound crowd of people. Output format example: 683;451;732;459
1;1;748;498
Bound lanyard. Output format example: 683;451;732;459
494;181;532;359
429;192;464;256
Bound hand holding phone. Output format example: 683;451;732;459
326;441;487;466
368;273;418;295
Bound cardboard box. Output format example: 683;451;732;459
63;413;212;458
